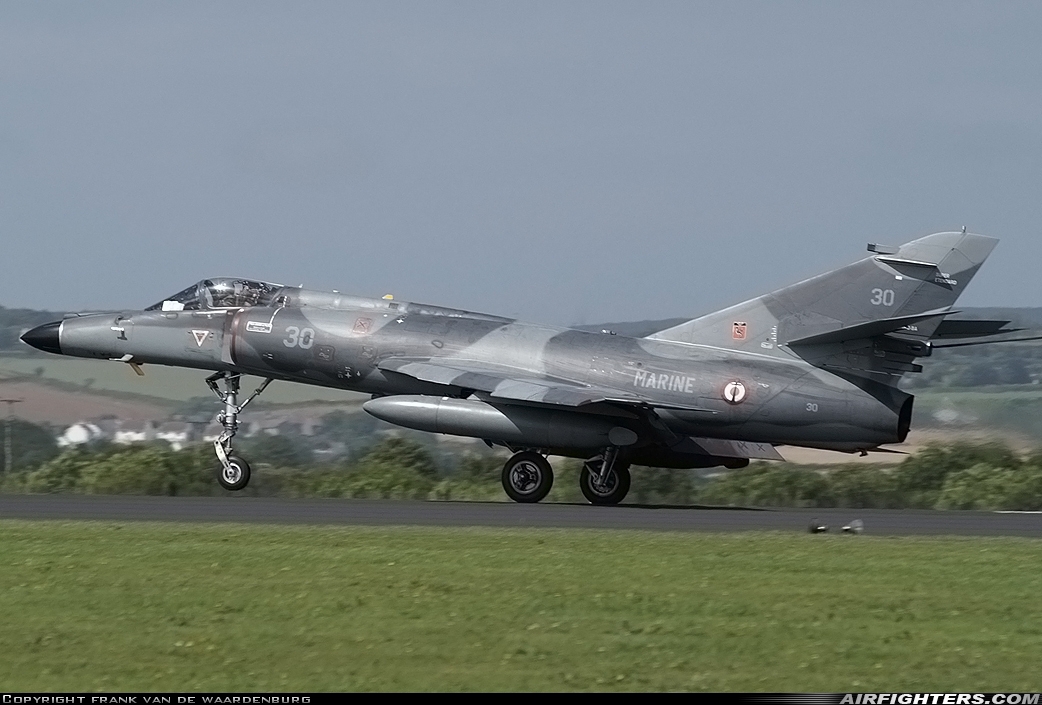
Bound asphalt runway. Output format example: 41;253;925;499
0;495;1040;536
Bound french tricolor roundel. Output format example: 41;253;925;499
723;380;747;404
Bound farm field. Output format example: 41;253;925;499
0;354;367;405
913;388;1042;437
0;521;1039;691
0;379;173;425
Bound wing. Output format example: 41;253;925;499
377;357;716;413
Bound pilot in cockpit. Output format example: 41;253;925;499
205;280;243;308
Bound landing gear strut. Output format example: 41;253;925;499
207;371;272;491
579;447;631;505
501;451;554;503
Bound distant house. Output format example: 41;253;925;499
59;418;195;450
54;405;363;451
155;421;193;450
57;422;104;447
113;420;156;445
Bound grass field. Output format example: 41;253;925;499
1;522;1040;691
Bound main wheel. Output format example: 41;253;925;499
501;452;554;503
579;459;631;505
217;455;251;491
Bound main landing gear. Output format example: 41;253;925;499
500;447;631;506
501;451;554;503
579;448;631;505
207;371;272;491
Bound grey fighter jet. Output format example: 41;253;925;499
21;231;1021;503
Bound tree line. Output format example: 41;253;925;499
0;419;1040;510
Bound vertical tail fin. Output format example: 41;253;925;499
647;231;998;350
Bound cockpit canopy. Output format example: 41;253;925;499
146;278;284;311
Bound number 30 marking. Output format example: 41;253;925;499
871;288;895;306
283;326;315;349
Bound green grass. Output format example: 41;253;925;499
1;522;1040;691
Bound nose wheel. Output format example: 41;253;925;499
207;372;272;491
217;455;252;492
501;451;554;503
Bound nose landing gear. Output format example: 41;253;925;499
207;372;272;491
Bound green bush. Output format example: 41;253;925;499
543;458;584;503
82;445;214;496
697;464;833;508
629;466;697;505
455;453;502;483
21;448;101;493
271;437;441;499
424;453;506;501
237;434;312;468
359;437;439;479
0;419;60;474
21;444;215;496
936;463;1042;511
825;465;900;509
891;442;1020;508
339;462;435;499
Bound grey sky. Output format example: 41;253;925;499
2;2;1040;324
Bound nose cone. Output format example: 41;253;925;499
21;321;62;355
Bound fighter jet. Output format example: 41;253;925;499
20;231;1022;503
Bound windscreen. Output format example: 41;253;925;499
145;283;202;311
146;278;283;311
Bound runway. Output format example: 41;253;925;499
0;495;1040;536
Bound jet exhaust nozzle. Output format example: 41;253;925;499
363;395;638;450
20;321;62;355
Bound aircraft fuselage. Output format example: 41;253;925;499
49;286;910;465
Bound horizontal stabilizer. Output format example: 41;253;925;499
932;319;1020;339
932;334;1042;349
786;309;952;347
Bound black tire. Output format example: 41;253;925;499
217;455;251;491
579;459;631;505
501;452;554;503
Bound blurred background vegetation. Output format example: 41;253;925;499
2;417;1041;510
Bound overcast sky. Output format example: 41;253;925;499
2;2;1040;324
